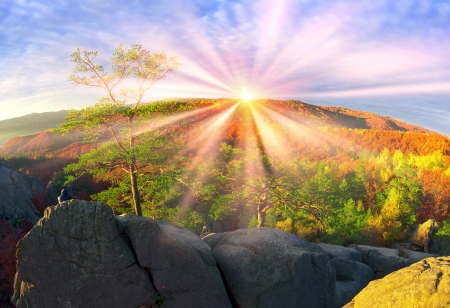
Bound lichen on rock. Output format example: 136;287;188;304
344;256;450;308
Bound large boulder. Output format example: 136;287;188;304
116;215;231;308
0;162;42;224
344;257;450;308
314;243;372;307
348;244;436;278
316;243;362;262
12;200;156;308
332;257;374;307
410;219;438;253
211;228;336;308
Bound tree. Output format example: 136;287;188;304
59;44;181;216
367;164;423;243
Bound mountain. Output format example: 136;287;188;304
0;110;68;147
0;99;435;158
265;100;431;132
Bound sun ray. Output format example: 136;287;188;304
133;105;217;137
174;101;241;209
258;101;359;152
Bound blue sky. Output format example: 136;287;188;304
1;0;450;135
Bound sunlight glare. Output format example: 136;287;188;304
241;91;256;102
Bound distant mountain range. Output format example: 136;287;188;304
0;110;69;146
0;99;438;158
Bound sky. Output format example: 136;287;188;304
1;0;450;135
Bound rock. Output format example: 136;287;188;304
202;232;228;250
316;243;362;262
44;180;59;205
344;257;450;308
348;244;436;278
332;257;374;307
19;174;44;196
212;228;336;308
0;162;42;224
12;200;156;308
117;215;232;308
410;219;438;253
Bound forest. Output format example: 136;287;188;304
2;98;450;248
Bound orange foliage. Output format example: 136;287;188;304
417;170;450;222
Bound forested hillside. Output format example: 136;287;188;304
0;110;68;146
2;98;449;246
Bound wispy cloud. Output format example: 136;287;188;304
0;0;449;135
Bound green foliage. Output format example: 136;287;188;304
248;215;258;228
172;207;205;234
60;44;181;216
323;199;368;245
437;219;450;236
209;194;239;220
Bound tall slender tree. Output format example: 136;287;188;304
59;44;181;216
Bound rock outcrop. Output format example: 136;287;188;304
344;257;450;308
211;228;336;308
13;198;442;308
12;200;156;308
116;215;232;308
0;162;42;224
348;244;436;278
316;243;362;263
12;200;231;308
332;257;374;308
410;219;438;253
316;244;373;307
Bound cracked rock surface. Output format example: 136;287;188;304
344;257;450;308
13;200;231;308
12;200;156;308
116;215;232;308
0;162;42;224
211;228;336;308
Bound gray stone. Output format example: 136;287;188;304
202;232;228;250
348;244;436;279
12;200;156;308
332;257;374;307
212;228;336;308
19;174;44;196
316;243;362;262
118;214;232;308
0;162;42;224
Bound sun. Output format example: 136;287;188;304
241;91;255;102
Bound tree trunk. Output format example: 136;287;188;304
128;116;142;216
130;163;142;216
257;203;266;228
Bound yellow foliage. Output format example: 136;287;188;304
408;151;446;171
276;218;293;232
446;166;450;177
294;221;319;241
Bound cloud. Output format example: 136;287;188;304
0;0;449;135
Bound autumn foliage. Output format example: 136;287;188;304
0;220;32;307
1;99;450;247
